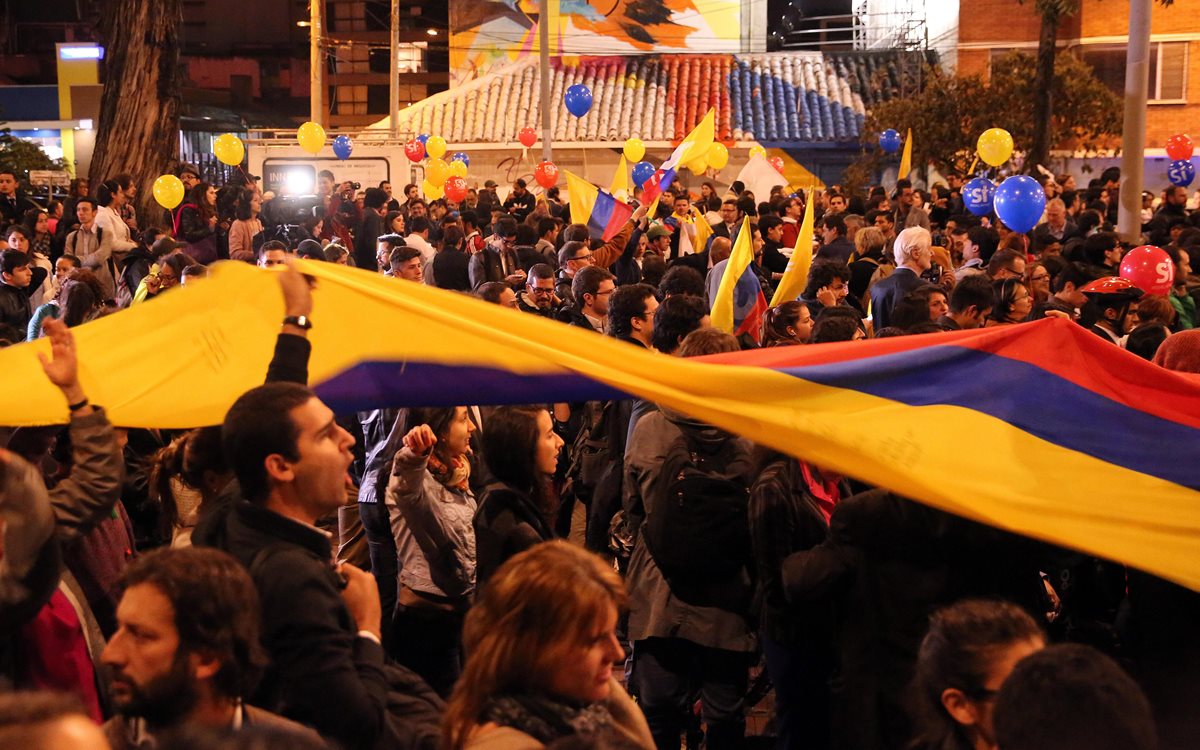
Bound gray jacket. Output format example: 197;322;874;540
386;448;477;604
623;408;756;653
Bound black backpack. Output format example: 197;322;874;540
643;427;751;592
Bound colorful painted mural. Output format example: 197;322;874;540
450;0;742;85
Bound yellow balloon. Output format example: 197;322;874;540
707;142;729;170
448;160;468;179
426;135;447;160
422;179;444;201
624;137;645;163
687;155;708;176
748;144;767;160
297;121;326;154
977;128;1014;167
427;158;450;187
213;133;244;166
152;174;185;210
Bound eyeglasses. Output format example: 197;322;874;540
529;286;554;295
595;288;615;296
572;253;595;263
1030;273;1051;281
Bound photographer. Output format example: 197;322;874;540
328;180;359;249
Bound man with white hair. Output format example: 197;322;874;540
869;226;932;330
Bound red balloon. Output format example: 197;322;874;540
534;160;558;188
1166;134;1194;162
1119;244;1175;295
518;126;538;148
404;139;425;163
768;156;785;174
444;176;468;203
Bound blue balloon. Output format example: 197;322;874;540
332;135;353;160
962;177;996;217
416;133;430;145
879;128;902;154
993;175;1047;234
1168;159;1195;187
631;160;656;188
563;84;593;118
451;152;470;167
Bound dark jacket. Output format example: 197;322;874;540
468;247;507;289
556;304;600;332
503;191;536;221
192;501;396;750
473;482;554;588
0;191;38;225
761;239;789;275
103;704;321;750
432;248;471;291
816;236;856;265
0;282;32;333
670;249;710;275
782;490;1049;750
355;210;385;271
868;267;924;330
749;457;840;646
612;228;645;287
176;204;219;264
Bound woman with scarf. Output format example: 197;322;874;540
443;541;653;749
749;449;850;750
385;406;479;697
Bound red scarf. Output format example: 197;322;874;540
799;462;842;523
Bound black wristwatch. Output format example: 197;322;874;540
282;315;313;330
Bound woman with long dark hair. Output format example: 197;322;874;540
175;182;219;264
473;405;564;587
985;278;1033;327
228;188;263;258
385;406;478;696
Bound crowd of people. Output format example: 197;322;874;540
1;157;1198;750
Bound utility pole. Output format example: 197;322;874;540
539;0;552;161
390;0;400;139
310;0;326;127
1118;0;1151;243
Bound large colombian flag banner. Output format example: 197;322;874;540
2;260;1199;590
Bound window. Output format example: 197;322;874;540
1080;41;1187;103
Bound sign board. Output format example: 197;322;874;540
28;170;71;187
261;158;391;198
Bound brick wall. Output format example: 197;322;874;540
956;0;1200;150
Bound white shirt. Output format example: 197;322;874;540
405;232;436;265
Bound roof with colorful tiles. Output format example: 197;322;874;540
366;50;929;146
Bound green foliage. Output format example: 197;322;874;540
0;129;69;188
855;51;1121;178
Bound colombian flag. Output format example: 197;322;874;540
770;186;815;306
565;170;634;242
642;108;715;205
2;260;1200;591
711;218;768;343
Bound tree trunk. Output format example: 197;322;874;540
1028;8;1059;173
89;0;182;229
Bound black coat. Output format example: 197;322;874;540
432;248;471;291
355;210;384;271
782;490;1049;750
193;501;402;750
473;482;555;588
